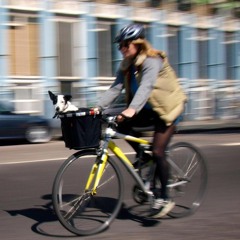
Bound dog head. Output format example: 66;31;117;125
48;91;72;114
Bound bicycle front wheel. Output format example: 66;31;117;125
167;142;208;218
52;149;124;236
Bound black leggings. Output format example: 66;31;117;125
117;109;176;200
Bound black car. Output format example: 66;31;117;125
0;101;52;143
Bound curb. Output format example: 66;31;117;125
177;119;240;133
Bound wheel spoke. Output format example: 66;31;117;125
52;151;123;236
167;142;207;218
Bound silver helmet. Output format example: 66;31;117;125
114;24;145;43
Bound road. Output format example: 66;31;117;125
0;132;240;240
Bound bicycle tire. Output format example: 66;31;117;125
167;142;208;218
52;149;124;236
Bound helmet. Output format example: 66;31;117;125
114;24;145;43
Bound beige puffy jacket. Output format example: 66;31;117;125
122;39;187;126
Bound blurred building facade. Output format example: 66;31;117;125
0;0;239;120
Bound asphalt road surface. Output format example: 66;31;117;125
0;132;240;240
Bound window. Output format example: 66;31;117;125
9;15;39;76
225;31;236;80
167;25;179;75
197;28;208;79
55;16;81;94
56;21;73;77
96;21;113;77
177;0;192;11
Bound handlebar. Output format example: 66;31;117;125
57;108;118;126
57;108;101;118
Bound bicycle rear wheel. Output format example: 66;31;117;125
167;142;208;218
52;149;124;236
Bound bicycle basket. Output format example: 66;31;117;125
59;108;102;150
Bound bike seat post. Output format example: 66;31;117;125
137;144;153;190
136;144;146;175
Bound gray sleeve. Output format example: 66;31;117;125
96;70;124;109
129;57;163;112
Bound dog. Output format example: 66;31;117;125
48;91;78;117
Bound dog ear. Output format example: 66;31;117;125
48;91;54;99
64;95;72;102
48;91;57;104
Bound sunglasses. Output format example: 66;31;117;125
118;41;130;50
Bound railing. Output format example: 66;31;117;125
72;77;240;121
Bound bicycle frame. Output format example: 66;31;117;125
85;124;154;200
52;113;208;236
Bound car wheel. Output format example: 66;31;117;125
25;126;52;143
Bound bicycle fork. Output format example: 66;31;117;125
84;149;109;195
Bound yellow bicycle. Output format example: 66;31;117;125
52;109;208;236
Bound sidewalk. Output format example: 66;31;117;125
178;118;240;132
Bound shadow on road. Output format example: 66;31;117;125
0;139;29;146
5;194;160;238
5;194;75;238
117;203;160;227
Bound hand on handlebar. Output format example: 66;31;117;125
90;107;101;115
117;108;136;123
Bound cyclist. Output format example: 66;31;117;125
96;23;187;218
